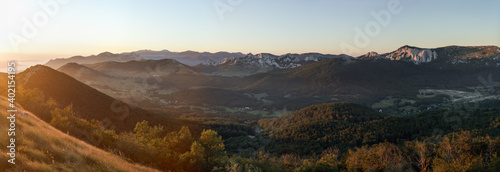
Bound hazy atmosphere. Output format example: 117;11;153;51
1;0;499;65
2;0;500;171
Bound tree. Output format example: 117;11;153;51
50;104;76;133
198;129;227;171
432;131;481;172
134;120;164;145
179;141;205;172
318;147;340;167
164;126;194;154
346;142;405;171
404;141;433;172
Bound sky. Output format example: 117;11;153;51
0;0;499;68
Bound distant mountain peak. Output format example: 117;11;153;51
385;46;437;64
358;51;388;60
196;53;352;76
97;51;114;56
399;45;422;49
358;45;500;65
20;65;51;85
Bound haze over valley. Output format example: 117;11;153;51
2;0;500;171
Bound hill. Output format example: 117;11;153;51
165;88;260;108
58;63;111;80
0;96;159;171
258;102;397;153
235;57;418;107
358;45;500;64
263;102;384;129
57;61;241;108
259;102;500;155
57;62;164;106
14;65;178;132
82;59;198;78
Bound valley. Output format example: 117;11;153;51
2;45;500;171
51;46;500;118
4;0;499;171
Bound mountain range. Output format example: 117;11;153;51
45;50;245;69
45;45;500;114
3;44;500;171
359;45;500;64
129;50;245;66
45;52;141;69
196;53;351;76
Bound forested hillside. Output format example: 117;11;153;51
259;102;500;155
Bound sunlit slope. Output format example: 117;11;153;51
0;96;160;171
16;65;176;132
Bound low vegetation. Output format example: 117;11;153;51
0;96;159;171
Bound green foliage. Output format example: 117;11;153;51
220;157;266;172
179;141;205;171
18;87;57;122
134;120;165;144
296;159;339;172
164;126;194;154
50;105;76;133
260;102;500;155
11;65;500;171
198;129;228;170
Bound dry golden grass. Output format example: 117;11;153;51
0;96;160;171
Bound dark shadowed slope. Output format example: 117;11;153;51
83;59;198;78
15;65;178;131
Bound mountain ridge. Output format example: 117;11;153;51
196;53;352;76
358;45;500;64
44;50;246;69
45;52;141;69
15;65;179;132
82;59;199;78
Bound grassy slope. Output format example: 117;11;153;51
0;96;159;171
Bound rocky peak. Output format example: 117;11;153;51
304;55;320;62
365;51;379;57
201;57;234;66
384;46;438;64
357;51;387;60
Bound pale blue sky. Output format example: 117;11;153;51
1;0;499;63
